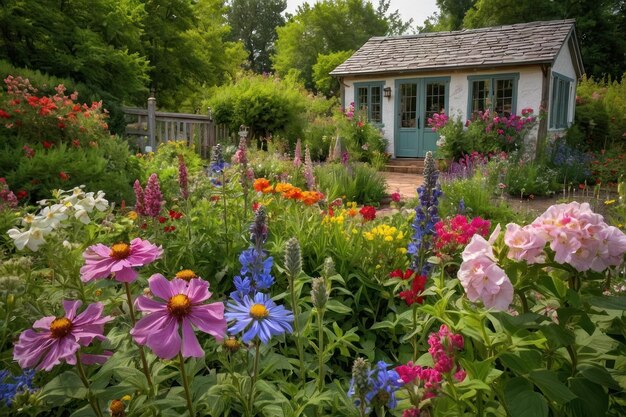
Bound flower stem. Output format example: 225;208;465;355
518;290;530;314
75;352;104;417
222;171;229;255
288;275;305;379
317;307;325;392
247;342;261;417
178;353;195;417
124;282;154;392
412;304;418;361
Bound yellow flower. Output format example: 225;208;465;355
396;231;405;240
127;210;138;220
397;248;407;254
604;199;616;205
121;395;132;401
363;232;374;241
352;228;358;234
384;235;393;242
375;264;381;269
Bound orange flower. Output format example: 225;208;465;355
284;187;303;200
262;185;275;194
253;178;271;192
300;191;324;206
347;208;358;217
275;182;294;194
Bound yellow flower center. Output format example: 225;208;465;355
224;336;240;352
109;243;131;260
175;269;198;282
50;317;72;338
249;303;269;319
167;294;191;318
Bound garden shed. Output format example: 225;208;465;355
330;19;584;158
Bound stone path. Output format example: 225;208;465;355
381;171;423;199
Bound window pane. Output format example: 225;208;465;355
471;80;490;115
426;82;446;121
494;79;513;116
399;83;417;128
550;78;559;128
370;86;382;123
560;79;569;128
357;87;368;113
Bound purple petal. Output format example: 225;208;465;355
148;274;175;300
188;303;226;341
113;266;138;283
63;300;82;320
131;311;170;344
81;351;113;365
186;278;211;303
32;316;55;330
146;316;181;359
181;319;204;358
135;296;166;313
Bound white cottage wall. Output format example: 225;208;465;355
344;67;544;157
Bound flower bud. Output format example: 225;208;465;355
322;257;335;279
224;336;241;353
284;237;302;278
109;400;125;417
351;357;371;395
311;277;328;309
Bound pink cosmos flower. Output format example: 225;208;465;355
131;274;226;359
80;238;163;283
504;223;546;263
13;300;113;371
458;234;514;311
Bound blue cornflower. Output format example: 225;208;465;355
364;361;403;409
0;369;36;406
225;292;294;344
239;248;274;290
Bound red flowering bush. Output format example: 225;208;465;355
0;75;138;203
433;215;490;261
359;205;377;222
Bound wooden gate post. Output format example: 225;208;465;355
147;95;157;152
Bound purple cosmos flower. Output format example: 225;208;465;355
80;238;163;283
225;292;293;344
13;300;113;371
131;274;226;359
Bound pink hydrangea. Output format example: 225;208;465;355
458;234;514;311
80;238;163;283
131;274;226;359
13;300;113;371
504;223;546;263
529;202;626;272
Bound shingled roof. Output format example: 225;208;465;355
331;19;581;77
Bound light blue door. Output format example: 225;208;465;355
395;78;449;157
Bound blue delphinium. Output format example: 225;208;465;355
407;151;442;275
210;143;229;174
0;369;36;406
225;292;294;344
365;361;403;410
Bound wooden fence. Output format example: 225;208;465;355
123;97;230;158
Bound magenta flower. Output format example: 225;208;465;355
144;173;163;217
80;238;163;283
13;300;113;371
178;155;189;200
131;274;226;359
133;179;146;216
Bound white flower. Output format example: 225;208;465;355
75;194;96;214
436;135;446;147
62;240;72;249
93;191;109;211
61;186;85;205
73;207;92;224
7;227;48;251
35;204;68;229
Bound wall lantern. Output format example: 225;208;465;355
383;86;392;98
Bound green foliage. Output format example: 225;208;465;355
315;162;387;205
336;106;389;165
312;50;354;97
273;0;408;89
207;73;308;146
227;0;286;73
504;159;560;197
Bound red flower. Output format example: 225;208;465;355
390;269;415;280
359;205;376;221
210;195;220;202
0;109;10;119
168;209;183;220
252;202;260;212
391;192;401;203
59;171;70;181
43;141;54;149
72;139;81;148
164;226;176;233
16;190;28;200
158;216;167;223
399;275;428;306
22;145;35;159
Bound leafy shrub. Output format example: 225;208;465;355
315;162;387;205
336;104;389;165
303;116;336;161
504;160;559;197
590;146;626;185
0;76;137;203
548;136;593;185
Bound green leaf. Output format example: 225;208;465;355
578;364;620;390
529;370;577;403
325;299;352;314
40;371;88;403
566;377;608;417
370;320;396;330
587;296;626;311
539;323;575;347
113;366;150;393
500;350;543;374
504;377;548;417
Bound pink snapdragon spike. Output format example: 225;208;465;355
133;179;146;216
144;173;163;218
13;300;113;371
131;274;226;359
80;238;163;283
527;202;626;271
458;234;514;311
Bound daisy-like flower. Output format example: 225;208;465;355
13;300;113;371
80;238;163;283
225;292;293;344
7;226;49;252
131;274;226;359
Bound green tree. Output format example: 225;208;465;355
227;0;286;73
312;50;354;97
435;0;475;30
273;0;410;90
0;0;149;102
463;0;560;28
